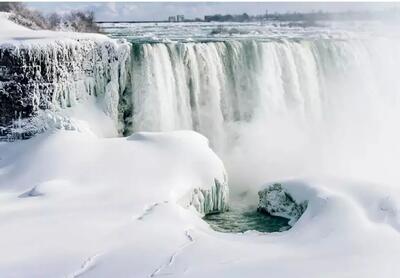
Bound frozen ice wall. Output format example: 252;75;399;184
0;38;130;139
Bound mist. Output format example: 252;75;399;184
219;36;400;199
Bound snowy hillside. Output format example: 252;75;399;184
0;12;107;43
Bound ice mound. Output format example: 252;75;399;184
127;131;230;215
0;130;228;213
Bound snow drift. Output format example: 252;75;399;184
0;130;229;277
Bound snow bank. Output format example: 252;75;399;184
0;130;229;277
0;12;109;44
4;132;400;278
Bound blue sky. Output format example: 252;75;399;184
27;2;400;21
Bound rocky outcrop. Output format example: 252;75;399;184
258;183;307;226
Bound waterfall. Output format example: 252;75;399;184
3;35;400;185
127;38;400;137
125;38;400;186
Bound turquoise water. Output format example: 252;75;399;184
204;207;290;233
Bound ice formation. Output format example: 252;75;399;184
189;178;229;215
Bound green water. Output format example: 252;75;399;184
204;207;290;233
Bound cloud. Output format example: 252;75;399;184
27;2;400;21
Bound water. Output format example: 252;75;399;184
204;207;290;233
99;21;386;43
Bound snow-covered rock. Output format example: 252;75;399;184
258;183;307;225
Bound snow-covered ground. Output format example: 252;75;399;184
0;129;228;277
0;12;110;45
2;129;400;278
2;12;400;278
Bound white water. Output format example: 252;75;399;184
127;37;400;193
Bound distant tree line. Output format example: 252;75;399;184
204;13;251;22
0;2;100;33
203;9;400;23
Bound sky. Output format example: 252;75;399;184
27;2;400;21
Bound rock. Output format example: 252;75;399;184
257;183;307;226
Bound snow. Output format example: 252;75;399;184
2;130;400;277
0;12;110;45
0;130;228;277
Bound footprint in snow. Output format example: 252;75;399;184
18;186;44;198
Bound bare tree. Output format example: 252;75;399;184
64;11;100;33
48;13;61;30
1;2;100;33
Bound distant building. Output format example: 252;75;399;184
204;15;212;22
168;15;184;22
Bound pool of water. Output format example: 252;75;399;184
203;207;290;233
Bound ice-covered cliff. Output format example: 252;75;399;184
0;12;130;139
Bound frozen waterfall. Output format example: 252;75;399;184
3;36;400;186
126;39;400;153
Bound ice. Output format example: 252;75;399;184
189;178;229;215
